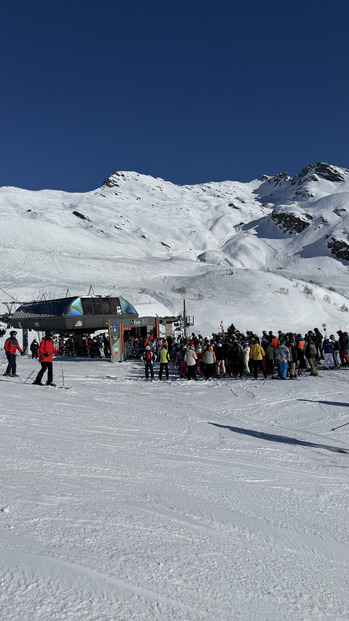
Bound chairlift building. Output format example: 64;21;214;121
10;295;139;334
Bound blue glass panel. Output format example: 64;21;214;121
119;297;137;314
14;297;77;317
66;298;83;316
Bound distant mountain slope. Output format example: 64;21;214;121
1;162;349;334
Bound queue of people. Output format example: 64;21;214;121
2;324;348;384
140;326;348;381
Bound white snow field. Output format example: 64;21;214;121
1;161;349;619
0;356;348;621
1;162;349;335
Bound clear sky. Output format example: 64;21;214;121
1;0;348;191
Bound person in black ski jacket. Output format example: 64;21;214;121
230;340;243;377
264;342;275;376
142;346;156;381
337;331;349;366
215;343;226;377
30;339;39;359
296;335;307;369
314;328;323;360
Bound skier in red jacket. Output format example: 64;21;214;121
33;331;59;386
4;330;23;377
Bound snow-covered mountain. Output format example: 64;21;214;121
1;166;349;621
1;162;349;335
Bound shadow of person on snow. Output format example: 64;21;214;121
298;399;349;407
208;423;348;454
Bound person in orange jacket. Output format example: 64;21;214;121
4;330;23;377
33;330;59;386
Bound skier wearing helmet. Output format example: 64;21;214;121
33;330;59;386
4;330;23;377
142;345;156;381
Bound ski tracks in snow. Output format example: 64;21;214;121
1;358;349;620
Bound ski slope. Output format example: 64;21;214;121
0;356;348;620
1;162;349;335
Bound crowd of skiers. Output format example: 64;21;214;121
140;325;349;381
29;335;109;359
3;324;349;384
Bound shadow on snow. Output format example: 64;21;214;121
298;399;349;407
208;423;349;454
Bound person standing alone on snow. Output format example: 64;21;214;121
33;331;58;386
4;330;22;377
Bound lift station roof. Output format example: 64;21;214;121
10;296;138;334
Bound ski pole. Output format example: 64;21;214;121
331;420;349;431
61;361;65;388
23;364;40;384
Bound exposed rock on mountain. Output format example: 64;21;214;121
327;238;349;261
296;162;346;184
1;161;349;332
271;211;313;235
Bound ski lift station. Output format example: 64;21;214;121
9;295;139;334
3;294;179;359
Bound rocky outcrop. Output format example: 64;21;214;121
284;162;346;199
296;162;345;183
267;172;291;187
327;238;349;261
102;172;126;188
272;211;313;235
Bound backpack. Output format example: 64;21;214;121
145;351;152;361
308;343;317;357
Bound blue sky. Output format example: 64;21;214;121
1;0;348;191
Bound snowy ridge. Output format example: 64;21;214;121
1;164;349;621
1;162;349;333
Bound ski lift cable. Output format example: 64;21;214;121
0;287;21;303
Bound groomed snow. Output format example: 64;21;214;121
0;356;348;620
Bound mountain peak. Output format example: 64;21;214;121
102;171;128;188
1;162;349;335
297;162;346;183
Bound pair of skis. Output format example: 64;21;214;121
1;376;71;389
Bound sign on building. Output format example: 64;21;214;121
108;320;124;363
